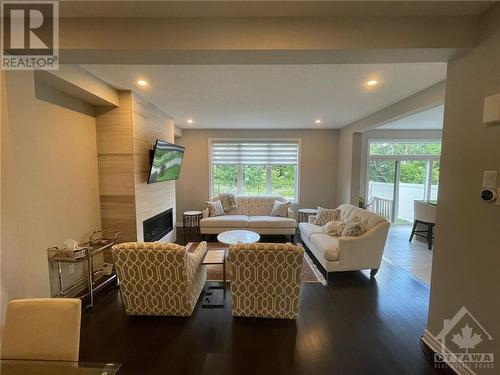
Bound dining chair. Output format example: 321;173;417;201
1;298;81;361
409;201;436;250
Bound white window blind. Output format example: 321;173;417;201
211;141;299;165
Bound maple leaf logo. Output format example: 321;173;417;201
451;324;482;353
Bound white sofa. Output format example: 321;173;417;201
298;204;390;277
201;195;296;239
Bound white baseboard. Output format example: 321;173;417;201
421;330;477;375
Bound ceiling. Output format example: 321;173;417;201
60;1;496;18
83;63;447;129
377;105;444;130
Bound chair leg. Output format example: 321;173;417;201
427;224;434;250
370;268;379;277
409;221;418;242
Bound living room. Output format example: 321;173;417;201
1;1;499;375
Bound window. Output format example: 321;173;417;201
210;140;300;202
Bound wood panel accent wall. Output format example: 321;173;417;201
96;91;176;248
132;94;176;242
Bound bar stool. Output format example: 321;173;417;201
409;201;436;250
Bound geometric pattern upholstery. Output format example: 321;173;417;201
228;242;304;319
112;241;208;316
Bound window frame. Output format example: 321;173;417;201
208;138;301;204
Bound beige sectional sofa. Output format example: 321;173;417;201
201;195;296;238
298;204;390;277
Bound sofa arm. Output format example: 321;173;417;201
337;221;390;269
202;208;209;219
308;215;317;224
288;208;295;220
187;241;208;270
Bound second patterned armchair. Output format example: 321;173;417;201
229;242;304;319
112;241;208;316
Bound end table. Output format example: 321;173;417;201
297;208;318;223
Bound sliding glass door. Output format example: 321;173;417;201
366;141;441;223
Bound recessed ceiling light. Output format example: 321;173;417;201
137;80;148;86
315;119;322;124
187;119;194;124
366;80;378;86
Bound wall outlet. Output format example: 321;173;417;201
68;264;75;275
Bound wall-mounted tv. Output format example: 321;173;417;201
148;140;185;184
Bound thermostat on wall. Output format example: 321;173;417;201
483;93;500;124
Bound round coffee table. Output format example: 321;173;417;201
217;230;260;245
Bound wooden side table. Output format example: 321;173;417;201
201;248;227;308
183;211;202;236
297;208;318;223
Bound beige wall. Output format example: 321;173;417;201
175;129;338;221
426;6;500;365
1;71;101;317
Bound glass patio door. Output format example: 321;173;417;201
366;141;441;224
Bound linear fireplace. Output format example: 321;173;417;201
143;208;173;242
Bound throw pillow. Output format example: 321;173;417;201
271;200;290;217
218;192;238;213
313;207;341;226
321;221;346;236
342;221;364;237
206;200;225;217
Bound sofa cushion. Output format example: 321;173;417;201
310;234;339;261
206;200;225;217
248;216;296;228
234;196;286;216
338;204;386;231
271;200;290;217
200;215;249;228
313;207;341;226
298;222;323;240
342;221;364;237
321;221;345;236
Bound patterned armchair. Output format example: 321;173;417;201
229;243;304;319
112;241;208;316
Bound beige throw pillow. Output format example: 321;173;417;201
321;221;345;236
313;207;341;226
342;221;364;237
271;200;290;217
206;200;225;217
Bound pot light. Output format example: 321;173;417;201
137;79;148;87
187;119;194;124
366;80;378;86
315;119;322;124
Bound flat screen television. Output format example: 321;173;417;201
147;140;185;184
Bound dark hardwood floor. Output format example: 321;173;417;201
80;230;440;375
